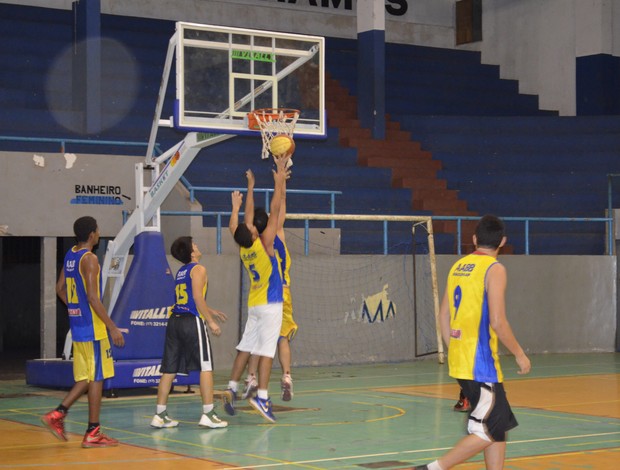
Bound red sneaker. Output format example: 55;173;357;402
81;426;119;448
453;396;471;412
41;410;67;441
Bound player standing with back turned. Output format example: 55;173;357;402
414;215;531;470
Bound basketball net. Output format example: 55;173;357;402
248;108;299;161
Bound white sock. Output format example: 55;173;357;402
428;461;443;470
156;405;166;415
257;389;269;400
228;380;238;393
203;403;213;414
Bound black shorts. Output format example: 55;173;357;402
458;379;518;442
160;313;213;375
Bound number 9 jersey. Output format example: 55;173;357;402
446;252;504;383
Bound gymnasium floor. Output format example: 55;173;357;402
1;353;619;469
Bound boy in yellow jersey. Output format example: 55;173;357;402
222;155;289;422
415;215;531;470
41;216;125;448
241;168;297;402
151;236;228;429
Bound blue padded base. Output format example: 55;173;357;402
26;358;199;390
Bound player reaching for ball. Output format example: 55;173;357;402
222;155;290;423
242;157;297;403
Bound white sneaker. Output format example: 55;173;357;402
199;410;228;428
241;375;258;399
281;374;293;401
150;412;179;428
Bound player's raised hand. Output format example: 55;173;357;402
231;190;243;209
273;156;291;179
246;169;255;188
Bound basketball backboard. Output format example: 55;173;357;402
173;22;325;138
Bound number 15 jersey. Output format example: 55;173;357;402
446;252;504;383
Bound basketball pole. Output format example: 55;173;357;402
426;218;445;364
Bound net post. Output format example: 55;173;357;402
425;218;444;364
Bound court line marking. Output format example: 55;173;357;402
213;431;620;469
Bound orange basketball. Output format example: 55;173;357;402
270;134;295;157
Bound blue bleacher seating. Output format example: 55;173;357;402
3;5;620;254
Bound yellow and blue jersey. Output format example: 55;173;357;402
446;252;504;383
64;247;107;342
241;237;283;307
274;234;291;287
172;263;205;318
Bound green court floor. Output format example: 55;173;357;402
1;353;618;469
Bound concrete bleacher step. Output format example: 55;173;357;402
324;76;477;223
327;37;552;117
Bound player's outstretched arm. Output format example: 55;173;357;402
244;169;255;227
262;157;289;254
487;262;531;374
276;156;288;238
229;190;243;236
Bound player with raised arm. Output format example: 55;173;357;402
241;165;297;402
41;216;125;448
151;236;228;429
414;215;531;470
222;156;289;422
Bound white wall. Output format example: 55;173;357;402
481;0;620;115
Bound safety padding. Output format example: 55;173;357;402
110;231;175;360
26;358;199;390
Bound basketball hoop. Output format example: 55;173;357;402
248;108;299;160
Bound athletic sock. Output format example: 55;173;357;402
203;404;214;414
257;389;268;400
56;405;68;414
86;422;99;433
156;405;166;415
428;461;443;470
228;380;238;393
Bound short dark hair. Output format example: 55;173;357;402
73;216;97;242
171;236;193;264
475;214;505;249
254;207;268;234
234;224;254;248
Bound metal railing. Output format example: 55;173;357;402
179;176;342;228
0;135;160;154
159;210;614;255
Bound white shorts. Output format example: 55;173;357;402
237;303;283;358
